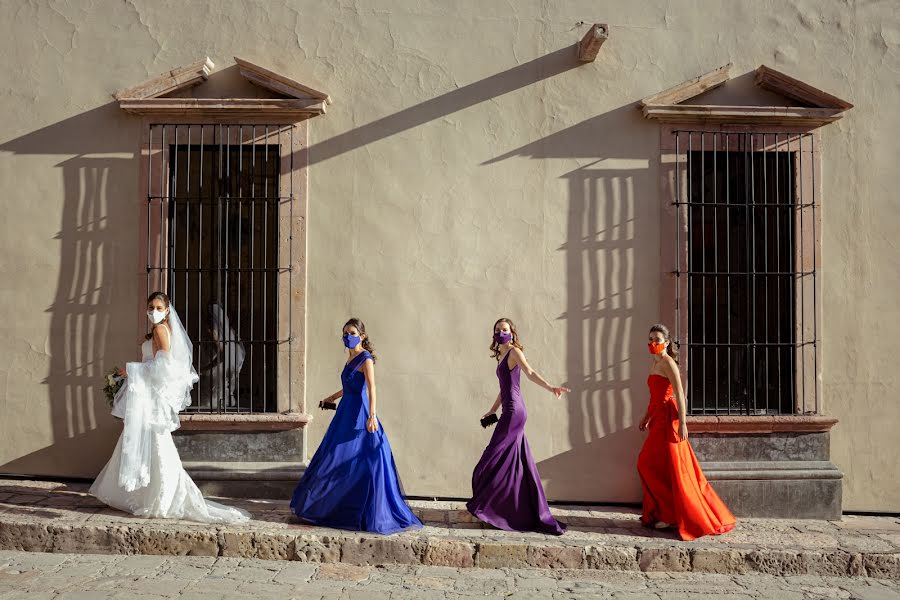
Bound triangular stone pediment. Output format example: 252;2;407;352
639;64;852;126
115;57;331;120
114;58;216;101
641;63;734;107
233;57;331;105
754;65;852;110
683;72;798;108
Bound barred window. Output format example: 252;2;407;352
145;124;297;413
672;131;819;415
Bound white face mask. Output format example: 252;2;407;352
147;308;168;324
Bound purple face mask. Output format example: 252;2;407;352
494;331;512;345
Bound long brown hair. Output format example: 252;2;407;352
344;317;377;362
490;317;524;361
145;291;171;340
649;323;679;363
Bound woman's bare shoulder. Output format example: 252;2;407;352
660;355;679;373
151;324;171;346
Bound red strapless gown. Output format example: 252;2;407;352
637;374;736;541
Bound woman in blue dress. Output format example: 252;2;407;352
290;318;422;534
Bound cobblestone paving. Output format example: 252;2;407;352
1;550;899;599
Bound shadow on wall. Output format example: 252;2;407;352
0;48;585;480
294;39;662;504
484;103;658;503
0;66;290;476
297;46;584;167
0;45;657;501
0;102;140;476
289;41;661;505
295;43;660;502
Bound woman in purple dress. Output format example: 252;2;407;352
467;317;570;535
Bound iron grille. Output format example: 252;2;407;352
146;124;295;413
673;131;818;415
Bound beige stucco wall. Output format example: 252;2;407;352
0;0;896;511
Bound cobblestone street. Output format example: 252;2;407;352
1;550;898;599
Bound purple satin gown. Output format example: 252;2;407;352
466;350;566;535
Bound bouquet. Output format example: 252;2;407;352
103;367;126;407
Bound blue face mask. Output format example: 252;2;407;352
343;333;361;349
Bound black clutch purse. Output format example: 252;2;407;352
480;414;499;428
319;400;337;410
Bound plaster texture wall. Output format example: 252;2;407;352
0;0;896;511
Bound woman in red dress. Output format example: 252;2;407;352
637;323;735;541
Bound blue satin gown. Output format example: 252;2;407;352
290;351;422;534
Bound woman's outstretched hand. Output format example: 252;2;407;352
366;415;379;433
550;385;571;399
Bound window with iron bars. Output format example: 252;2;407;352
146;124;296;413
673;131;819;416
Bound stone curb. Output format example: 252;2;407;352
0;520;897;579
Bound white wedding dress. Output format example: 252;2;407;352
91;310;249;524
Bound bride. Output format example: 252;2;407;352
90;291;250;523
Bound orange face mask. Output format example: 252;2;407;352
648;342;666;355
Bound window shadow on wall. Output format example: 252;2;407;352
0;102;140;477
0;67;292;477
482;104;658;503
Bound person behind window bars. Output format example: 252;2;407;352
197;301;245;410
637;323;735;540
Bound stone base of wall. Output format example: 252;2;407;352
173;427;843;515
693;431;843;520
173;429;306;462
174;429;307;499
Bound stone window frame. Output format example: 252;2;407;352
116;57;331;432
641;64;852;434
658;124;823;426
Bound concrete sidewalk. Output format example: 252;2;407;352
1;479;898;579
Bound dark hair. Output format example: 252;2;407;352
490;317;524;361
343;317;377;362
145;291;171;340
649;323;679;363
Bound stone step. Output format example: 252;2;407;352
699;460;843;519
1;513;898;579
182;461;306;499
1;480;898;579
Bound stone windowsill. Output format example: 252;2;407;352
687;415;838;434
178;413;312;432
